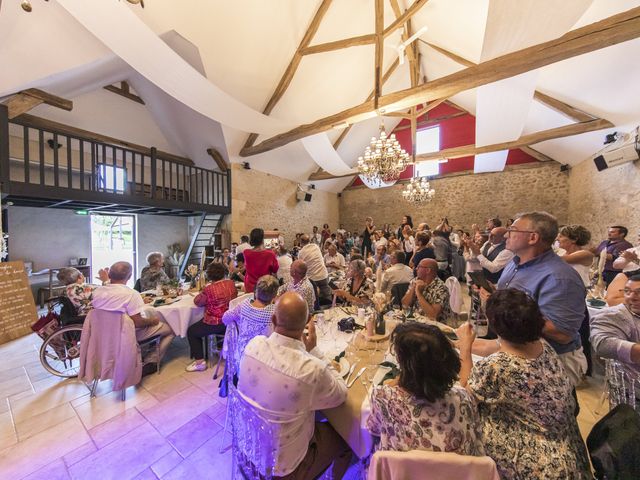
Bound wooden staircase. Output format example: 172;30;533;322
179;213;225;277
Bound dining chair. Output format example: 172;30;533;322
230;387;276;480
368;450;500;480
219;320;240;453
79;309;161;401
603;358;640;410
209;292;253;376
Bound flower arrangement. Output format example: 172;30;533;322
372;291;391;313
186;264;199;288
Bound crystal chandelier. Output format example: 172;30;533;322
402;176;435;203
357;124;410;186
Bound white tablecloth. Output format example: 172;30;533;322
152;295;204;337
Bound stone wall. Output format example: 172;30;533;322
227;164;339;247
339;162;569;233
567;157;640;242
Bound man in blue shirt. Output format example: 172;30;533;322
469;211;587;388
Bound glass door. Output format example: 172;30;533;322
90;214;137;287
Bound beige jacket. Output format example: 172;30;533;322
78;309;142;391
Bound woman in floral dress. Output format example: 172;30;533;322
57;267;99;315
458;288;591;480
334;259;375;307
367;322;484;456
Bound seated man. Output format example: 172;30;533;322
324;244;345;273
139;252;170;292
92;262;175;372
238;292;351;479
401;258;452;324
372;244;391;271
380;251;414;294
229;253;246;283
278;260;316;314
591;274;640;373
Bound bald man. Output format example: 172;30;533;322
92;261;175;370
466;226;514;283
277;260;316;313
238;292;350;478
402;258;452;324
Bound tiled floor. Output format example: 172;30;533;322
0;330;606;480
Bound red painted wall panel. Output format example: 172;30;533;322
349;103;537;187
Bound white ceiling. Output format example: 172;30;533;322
1;0;639;192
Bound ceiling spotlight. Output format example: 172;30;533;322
21;1;33;12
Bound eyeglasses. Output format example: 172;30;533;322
505;227;537;236
622;288;640;295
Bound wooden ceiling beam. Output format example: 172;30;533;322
374;0;384;106
206;148;229;172
103;81;145;105
301;34;376;55
521;146;555;162
393;112;466;132
2;88;72;119
240;7;640;157
331;57;400;151
241;0;332;151
383;0;430;37
308;169;357;181
415;118;613;162
533;91;595;123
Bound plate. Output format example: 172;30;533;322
153;297;181;307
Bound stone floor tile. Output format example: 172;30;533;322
139;385;216;436
0;371;33;398
10;380;89;424
182;369;223;396
73;386;157;430
166;412;222;458
68;422;173;480
15;402;78;441
0;416;90;480
149;449;183;478
88;407;148;449
62;441;98;468
132;468;159;480
22;458;70;480
145;375;192;403
0;411;17;450
162;435;232;480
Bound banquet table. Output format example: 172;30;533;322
152;294;204;337
316;307;398;459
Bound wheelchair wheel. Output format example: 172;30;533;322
39;325;83;378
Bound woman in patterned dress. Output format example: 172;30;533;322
222;275;280;372
366;322;484;456
458;288;591;480
334;259;375;306
57;267;101;315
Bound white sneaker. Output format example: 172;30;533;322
185;361;207;372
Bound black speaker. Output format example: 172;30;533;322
593;155;608;172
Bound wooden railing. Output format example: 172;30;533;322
0;105;231;214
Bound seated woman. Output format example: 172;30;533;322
367;322;483;455
186;262;238;372
458;289;591;480
222;275;279;369
56;267;101;315
334;259;374;306
139;251;170;292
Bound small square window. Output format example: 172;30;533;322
415;160;440;177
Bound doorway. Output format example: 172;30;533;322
90;214;137;287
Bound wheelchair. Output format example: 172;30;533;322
38;296;86;378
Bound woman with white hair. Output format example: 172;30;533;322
334;259;374;306
139;251;170;291
222;274;280;367
57;267;99;315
